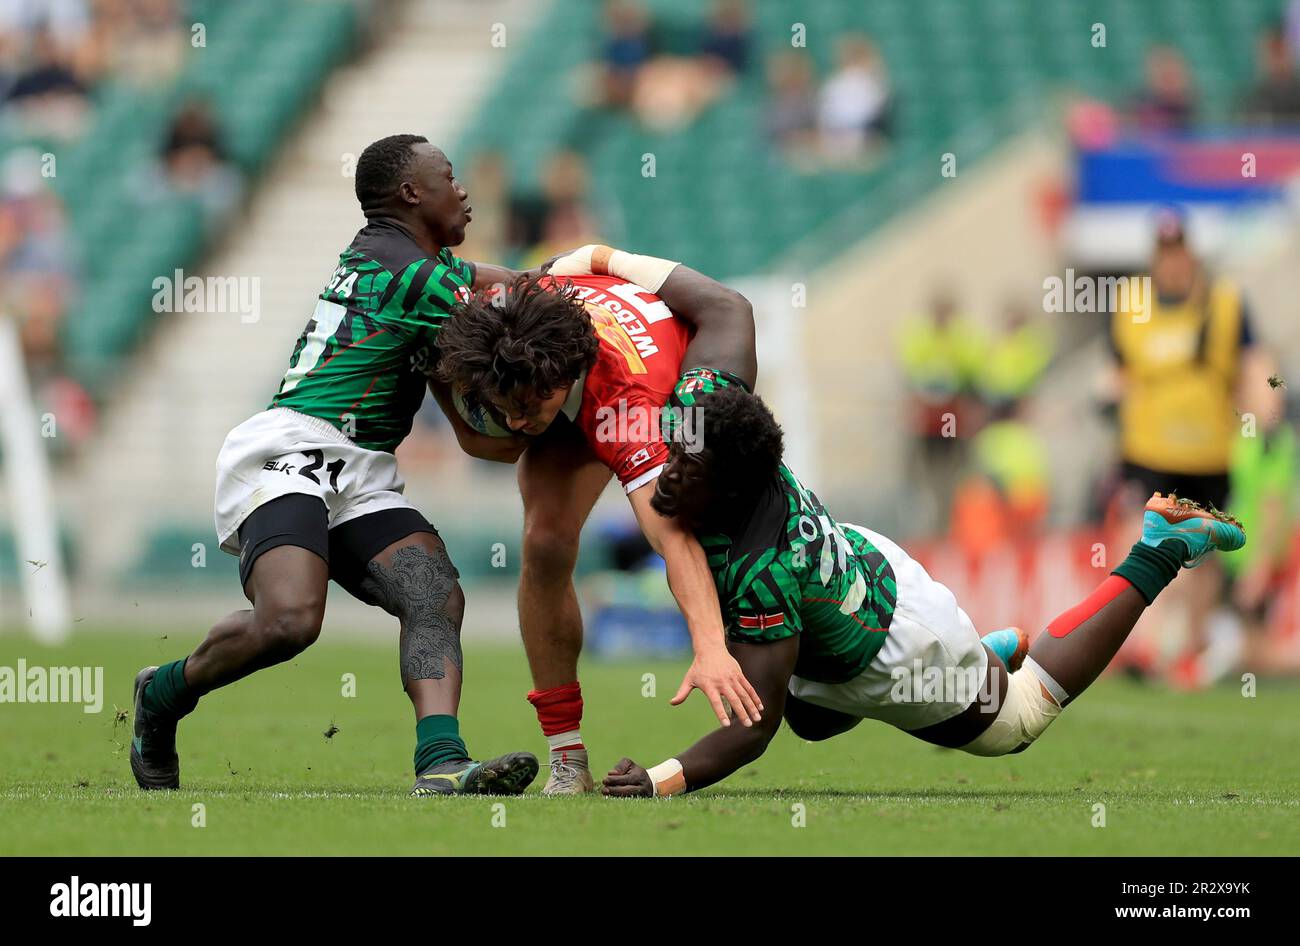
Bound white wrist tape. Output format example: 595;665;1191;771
546;245;600;278
603;248;679;293
549;244;680;293
646;758;686;797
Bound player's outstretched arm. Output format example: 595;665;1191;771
655;264;757;390
628;483;763;728
602;637;797;797
426;379;528;463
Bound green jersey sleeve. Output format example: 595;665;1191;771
382;249;474;342
722;548;804;644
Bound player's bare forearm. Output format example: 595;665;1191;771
675;639;795;790
656;264;757;389
629;484;764;726
602;638;796;797
469;261;523;291
629;486;726;652
426;379;527;463
663;533;727;653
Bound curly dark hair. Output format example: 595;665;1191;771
694;385;784;501
436;275;600;412
355;133;428;214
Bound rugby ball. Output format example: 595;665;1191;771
451;388;515;438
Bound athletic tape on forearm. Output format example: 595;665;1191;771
647;758;687;797
550;244;680;293
546;245;598;278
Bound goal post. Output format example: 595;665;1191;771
0;313;71;642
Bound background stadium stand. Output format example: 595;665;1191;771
52;0;358;393
456;0;1279;280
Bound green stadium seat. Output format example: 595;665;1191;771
57;0;361;398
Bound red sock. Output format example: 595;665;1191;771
527;682;584;752
1047;575;1134;638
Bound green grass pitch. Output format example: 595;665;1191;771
2;628;1298;855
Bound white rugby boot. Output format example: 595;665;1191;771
542;747;595;795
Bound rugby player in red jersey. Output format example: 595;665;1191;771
435;246;761;793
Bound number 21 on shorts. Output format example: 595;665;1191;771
299;449;346;493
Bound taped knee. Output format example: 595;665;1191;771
961;662;1062;757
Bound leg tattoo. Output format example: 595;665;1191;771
361;544;463;683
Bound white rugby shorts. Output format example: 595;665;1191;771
214;408;417;556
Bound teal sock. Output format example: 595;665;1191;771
1113;539;1187;605
414;714;469;774
142;658;198;718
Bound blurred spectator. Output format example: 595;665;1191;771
503;150;600;268
976;297;1054;411
765;50;818;161
897;288;987;534
456;151;509;265
592;0;751;132
0;148;76;287
1240;24;1300;127
0;0;91;46
1210;361;1300;680
152;98;243;227
0;0;92;92
597;0;652;110
0;147;95;449
99;0;186;87
4;27;91;140
817;34;891;161
951;301;1054;553
1130;45;1196;133
698;0;751;77
0;0;191;139
1287;0;1300;61
633;59;722;130
951;402;1051;554
1105;210;1271;684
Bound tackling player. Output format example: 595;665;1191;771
435;249;762;793
600;387;1247;797
131;134;542;797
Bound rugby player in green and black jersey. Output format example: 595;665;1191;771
601;386;1247;797
130;135;542;796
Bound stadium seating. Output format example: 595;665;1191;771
456;0;1285;278
44;0;359;396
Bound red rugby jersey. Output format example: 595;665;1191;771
541;273;691;492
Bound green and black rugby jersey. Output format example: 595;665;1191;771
699;466;897;684
269;220;475;452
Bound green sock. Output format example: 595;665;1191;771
1113;539;1187;605
414;714;469;774
142;658;198;718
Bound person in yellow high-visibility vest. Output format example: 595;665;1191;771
1108;211;1270;685
977;298;1054;411
897;288;988;534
